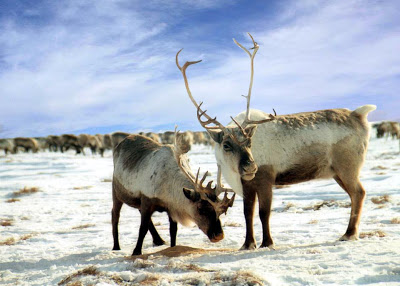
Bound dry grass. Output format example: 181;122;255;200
284;202;297;211
224;221;242;227
72;186;93;190
72;224;95;230
306;248;323;254
12;187;40;197
138;275;160;285
360;230;386;239
0;233;37;246
308;219;319;224
58;266;99;285
59;265;127;286
371;195;391;205
133;259;156;269
0;237;16;246
65;282;83;286
371;165;388;170
1;219;14;226
6;198;20;203
303;200;351;211
232;270;265;286
101;178;112;183
391;217;400;224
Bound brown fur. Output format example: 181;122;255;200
111;131;130;149
116;135;161;171
13;137;39;153
273;108;367;133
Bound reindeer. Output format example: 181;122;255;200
61;134;84;154
177;33;376;250
13;137;39;153
47;135;62;152
0;139;15;155
111;131;130;149
111;130;235;255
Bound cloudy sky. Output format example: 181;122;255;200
1;0;399;138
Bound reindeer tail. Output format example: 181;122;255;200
352;105;377;117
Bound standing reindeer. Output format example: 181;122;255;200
112;130;235;255
177;33;376;250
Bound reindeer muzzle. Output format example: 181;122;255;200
210;232;224;243
240;162;258;181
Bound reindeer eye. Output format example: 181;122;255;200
223;143;232;152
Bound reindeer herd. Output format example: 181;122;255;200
374;121;400;139
2;34;381;255
0;130;213;157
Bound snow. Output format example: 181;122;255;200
0;135;399;285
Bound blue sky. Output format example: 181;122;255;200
0;0;399;138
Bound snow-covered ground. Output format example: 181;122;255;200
1;135;399;285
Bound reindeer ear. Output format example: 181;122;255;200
183;188;200;202
244;125;257;138
207;130;223;143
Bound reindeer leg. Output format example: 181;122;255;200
334;176;366;241
132;197;154;256
168;215;178;247
240;186;257;250
258;183;274;249
111;186;123;251
149;219;166;246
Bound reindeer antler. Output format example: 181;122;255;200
174;126;235;217
233;33;276;133
176;50;228;133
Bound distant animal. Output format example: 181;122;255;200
389;122;399;139
145;132;161;143
103;134;113;149
177;33;376;250
174;131;194;153
0;139;15;155
13;137;39;153
47;135;62;152
160;131;175;144
193;131;206;145
34;137;49;151
61;134;83;154
111;132;234;255
376;121;400;139
111;132;130;150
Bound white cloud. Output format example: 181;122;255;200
0;0;399;138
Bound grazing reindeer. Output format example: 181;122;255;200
0;139;15;155
111;131;235;255
13;137;39;153
177;33;376;250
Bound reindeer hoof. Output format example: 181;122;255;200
339;234;359;241
260;243;275;250
240;241;257;250
153;239;166;246
132;249;142;256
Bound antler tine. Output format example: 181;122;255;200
197;103;228;132
232;33;261;129
176;49;202;108
200;170;208;186
176;49;229;133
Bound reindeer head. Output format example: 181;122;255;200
176;33;275;181
174;128;235;242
